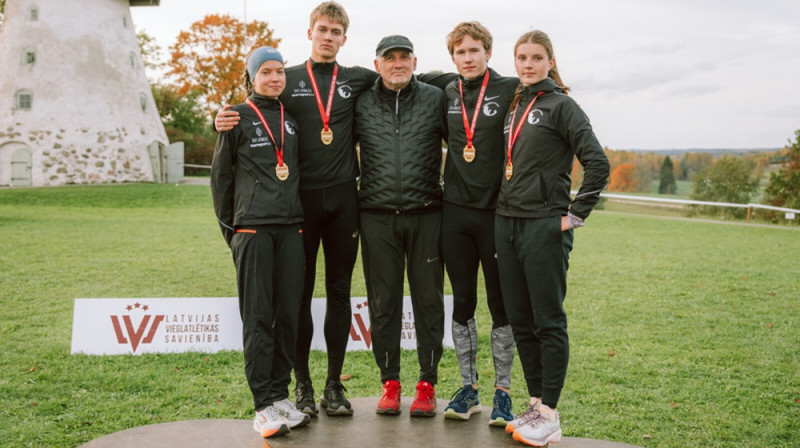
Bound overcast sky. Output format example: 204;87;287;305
131;0;800;151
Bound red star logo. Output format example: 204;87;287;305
134;302;141;309
362;301;369;308
142;305;149;311
356;303;362;310
126;305;133;311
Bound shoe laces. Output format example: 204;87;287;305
493;390;511;410
449;385;474;403
416;381;435;401
515;403;541;424
382;380;401;398
326;380;348;399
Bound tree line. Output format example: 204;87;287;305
138;15;800;222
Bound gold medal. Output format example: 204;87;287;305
276;163;289;181
463;144;476;163
505;162;513;180
321;129;333;145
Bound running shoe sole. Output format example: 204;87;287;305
320;399;354;416
297;404;318;416
259;424;290;439
512;428;562;447
489;416;511;427
376;407;401;415
410;409;436;418
443;405;481;421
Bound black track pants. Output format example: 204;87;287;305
231;224;304;411
360;211;444;385
294;181;359;383
442;202;508;327
495;215;573;407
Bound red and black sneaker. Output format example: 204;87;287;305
410;380;436;417
376;379;401;415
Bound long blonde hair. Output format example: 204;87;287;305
510;30;570;110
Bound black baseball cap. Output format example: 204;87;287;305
376;35;414;56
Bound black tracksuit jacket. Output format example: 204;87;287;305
444;68;518;210
280;60;375;191
497;78;610;221
211;94;303;245
355;76;448;213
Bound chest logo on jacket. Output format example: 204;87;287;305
284;122;296;135
527;109;543;125
483;95;502;117
291;80;314;98
337;83;353;99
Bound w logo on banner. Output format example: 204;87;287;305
349;300;372;348
110;302;165;352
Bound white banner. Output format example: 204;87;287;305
310;296;454;351
71;298;243;355
71;296;454;355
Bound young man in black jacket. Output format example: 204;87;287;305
355;35;448;418
438;21;519;428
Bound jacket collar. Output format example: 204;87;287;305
247;93;281;110
520;77;560;96
459;68;496;88
374;75;418;99
308;58;337;73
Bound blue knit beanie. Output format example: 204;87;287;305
246;47;284;79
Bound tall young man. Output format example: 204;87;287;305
216;1;374;417
355;35;448;418
438;22;520;427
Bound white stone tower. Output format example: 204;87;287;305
0;0;168;187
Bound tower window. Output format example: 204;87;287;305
28;7;39;21
140;93;147;112
130;52;136;68
25;48;36;65
15;90;34;110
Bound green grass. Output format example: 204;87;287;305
1;184;798;447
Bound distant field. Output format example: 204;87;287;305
1;184;797;447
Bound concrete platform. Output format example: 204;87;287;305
80;397;643;448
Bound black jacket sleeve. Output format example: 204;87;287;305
560;100;610;220
210;130;237;246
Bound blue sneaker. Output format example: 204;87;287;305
489;389;514;427
444;385;481;420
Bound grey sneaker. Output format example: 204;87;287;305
512;405;562;446
253;405;289;438
274;398;311;429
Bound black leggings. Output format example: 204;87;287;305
294;181;359;383
442;202;508;327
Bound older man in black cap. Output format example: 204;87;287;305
354;34;448;418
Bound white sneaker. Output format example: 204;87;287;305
513;404;562;446
274;398;311;429
253;405;289;438
505;397;541;434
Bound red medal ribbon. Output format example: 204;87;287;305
306;60;338;133
459;70;491;149
506;91;544;170
245;98;285;166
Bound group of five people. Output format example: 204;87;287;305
210;2;610;446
